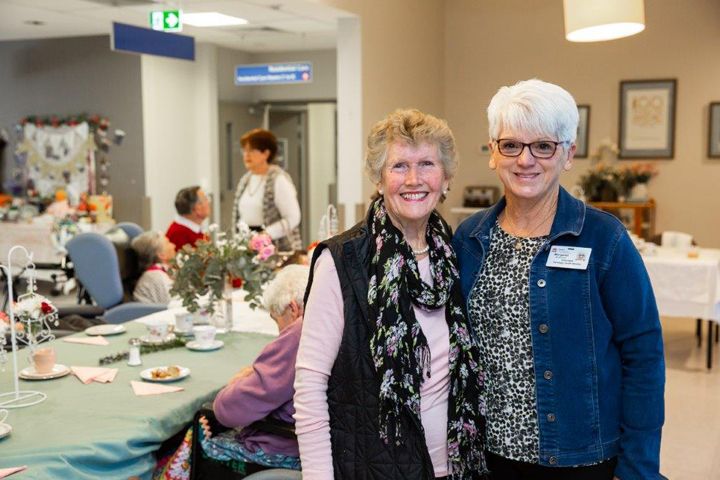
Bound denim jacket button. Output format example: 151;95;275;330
549;456;558;465
537;279;546;288
538;324;549;333
543;370;553;380
547;413;556;422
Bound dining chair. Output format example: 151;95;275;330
65;232;165;324
115;222;144;240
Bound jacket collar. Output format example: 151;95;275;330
470;186;585;240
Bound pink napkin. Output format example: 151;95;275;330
63;336;110;346
0;466;27;478
71;366;118;384
130;380;184;396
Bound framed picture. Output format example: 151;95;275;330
708;102;720;158
463;185;499;208
618;79;676;159
575;105;590;158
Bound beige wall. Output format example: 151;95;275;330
319;0;447;204
444;0;720;246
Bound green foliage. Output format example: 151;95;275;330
168;230;276;314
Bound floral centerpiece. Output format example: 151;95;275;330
579;162;658;202
169;225;277;314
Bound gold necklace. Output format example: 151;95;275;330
501;206;556;250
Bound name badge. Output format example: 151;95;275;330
546;246;591;270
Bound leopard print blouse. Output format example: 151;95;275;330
468;221;547;463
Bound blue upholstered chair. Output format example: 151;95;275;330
65;232;166;324
115;222;144;240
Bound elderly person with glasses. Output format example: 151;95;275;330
453;79;665;480
295;109;487;479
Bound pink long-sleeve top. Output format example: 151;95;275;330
294;249;450;479
213;318;302;457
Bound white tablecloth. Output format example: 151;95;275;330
642;247;720;322
141;289;278;336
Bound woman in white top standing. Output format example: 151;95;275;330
232;128;302;252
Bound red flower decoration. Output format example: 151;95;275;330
231;277;244;289
40;302;54;314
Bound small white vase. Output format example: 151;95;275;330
629;183;649;202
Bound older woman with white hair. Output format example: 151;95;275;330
453;79;664;479
295;109;487;479
131;231;176;305
205;264;310;475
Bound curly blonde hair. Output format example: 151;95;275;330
365;108;457;185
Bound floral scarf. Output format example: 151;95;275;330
367;198;488;479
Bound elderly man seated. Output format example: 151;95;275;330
166;186;211;251
155;265;308;480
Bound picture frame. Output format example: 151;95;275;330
708;102;720;158
575;105;590;158
463;185;499;208
618;79;676;159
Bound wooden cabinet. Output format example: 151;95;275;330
588;199;656;240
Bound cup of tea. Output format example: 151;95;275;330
146;320;172;342
174;312;193;334
192;325;217;347
32;347;56;374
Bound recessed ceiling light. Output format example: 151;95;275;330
183;12;248;27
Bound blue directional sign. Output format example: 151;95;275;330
111;22;194;61
234;62;313;86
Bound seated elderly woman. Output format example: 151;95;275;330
154;265;309;480
130;231;176;305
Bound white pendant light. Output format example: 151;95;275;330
564;0;645;42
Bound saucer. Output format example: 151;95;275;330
186;340;224;352
19;364;71;381
140;365;190;383
85;324;126;336
140;333;177;345
0;423;11;440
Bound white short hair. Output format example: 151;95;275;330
262;265;310;317
487;79;579;143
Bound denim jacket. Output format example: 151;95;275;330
452;187;665;480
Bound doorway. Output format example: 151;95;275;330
217;101;337;247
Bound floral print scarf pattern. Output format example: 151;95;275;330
367;198;488;479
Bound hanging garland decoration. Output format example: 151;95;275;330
98;337;188;366
20;114;110;131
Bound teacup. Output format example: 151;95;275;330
192;325;217;347
146;321;172;342
174;312;194;333
32;347;56;374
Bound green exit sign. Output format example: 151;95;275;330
149;10;182;32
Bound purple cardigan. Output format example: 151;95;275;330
213;318;302;457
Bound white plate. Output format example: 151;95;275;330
140;333;177;345
186;340;224;352
19;364;71;381
85;324;126;336
0;423;11;440
140;365;190;383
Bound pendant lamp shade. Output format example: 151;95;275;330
564;0;645;42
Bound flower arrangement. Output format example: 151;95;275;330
5;293;59;347
169;225;277;314
579;162;658;202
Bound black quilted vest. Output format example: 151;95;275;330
304;220;436;479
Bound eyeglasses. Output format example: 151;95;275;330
494;139;570;159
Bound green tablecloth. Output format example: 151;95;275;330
0;322;272;479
